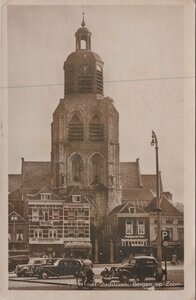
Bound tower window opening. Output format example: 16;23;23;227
80;39;87;50
89;114;104;141
90;153;105;185
78;77;92;93
96;65;103;94
71;154;83;183
68;114;84;141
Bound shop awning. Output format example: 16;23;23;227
64;242;92;249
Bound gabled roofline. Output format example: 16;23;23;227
8;211;27;223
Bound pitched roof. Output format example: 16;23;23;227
145;195;182;214
109;203;126;215
21;161;51;194
141;174;163;193
120;162;141;189
121;188;155;202
8;189;21;201
8;211;27;223
25;187;62;201
65;187;96;206
109;201;147;215
8;174;21;193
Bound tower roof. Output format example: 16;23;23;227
75;13;91;37
64;14;104;95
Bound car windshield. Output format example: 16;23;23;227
123;258;136;266
34;259;45;265
28;258;37;264
28;258;52;265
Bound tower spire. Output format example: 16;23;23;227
81;12;85;27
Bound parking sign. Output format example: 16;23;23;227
161;230;170;241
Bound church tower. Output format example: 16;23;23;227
51;15;121;220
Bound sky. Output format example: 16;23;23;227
7;3;195;204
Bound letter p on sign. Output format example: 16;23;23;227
161;230;170;241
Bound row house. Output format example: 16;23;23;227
23;187;91;258
102;195;184;263
8;211;28;255
102;201;150;263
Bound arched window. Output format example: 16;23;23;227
89;114;104;141
90;153;105;185
80;39;87;50
71;154;83;183
68;113;84;141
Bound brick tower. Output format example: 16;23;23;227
51;15;122;223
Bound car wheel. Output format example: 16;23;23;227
119;274;129;283
41;272;48;279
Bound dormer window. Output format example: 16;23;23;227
72;195;81;203
128;207;136;213
10;215;18;221
41;193;51;200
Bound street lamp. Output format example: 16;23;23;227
151;130;162;277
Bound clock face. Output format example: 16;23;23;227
79;64;91;75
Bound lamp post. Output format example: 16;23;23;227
151;130;162;276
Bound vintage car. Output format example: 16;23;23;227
9;255;29;272
101;256;165;283
34;258;87;279
15;257;58;277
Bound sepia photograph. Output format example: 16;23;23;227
0;1;195;299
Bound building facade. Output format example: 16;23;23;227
8;211;28;255
146;194;184;260
23;187;91;258
102;201;151;263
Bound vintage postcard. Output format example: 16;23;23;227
0;1;195;300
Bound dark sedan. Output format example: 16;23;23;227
101;256;164;283
34;258;84;279
15;257;58;277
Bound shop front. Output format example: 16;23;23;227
64;242;92;259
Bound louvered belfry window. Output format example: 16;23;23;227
89;114;104;141
96;65;103;94
68;114;84;141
